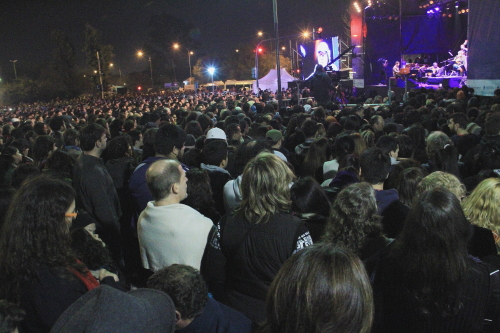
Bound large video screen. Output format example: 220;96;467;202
299;36;340;80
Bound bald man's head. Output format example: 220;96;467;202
146;159;181;201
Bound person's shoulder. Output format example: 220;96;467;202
272;211;303;224
206;298;253;333
176;204;214;221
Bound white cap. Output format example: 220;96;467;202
206;128;227;141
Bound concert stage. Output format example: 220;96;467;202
389;76;466;89
365;75;467;97
419;76;465;89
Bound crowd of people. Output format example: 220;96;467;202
1;84;500;332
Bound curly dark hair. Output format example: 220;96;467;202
70;228;116;272
46;150;75;180
10;164;41;189
147;264;208;320
322;182;382;255
105;136;131;160
32;135;56;166
182;168;218;218
0;299;25;333
0;175;84;302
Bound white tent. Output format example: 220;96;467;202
252;68;296;93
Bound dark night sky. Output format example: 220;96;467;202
0;0;351;80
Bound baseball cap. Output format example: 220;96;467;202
266;129;282;142
51;285;176;333
206;128;227;140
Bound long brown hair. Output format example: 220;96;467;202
389;187;471;317
260;244;373;333
0;175;83;302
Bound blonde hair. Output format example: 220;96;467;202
237;152;294;224
462;178;500;233
418;171;465;200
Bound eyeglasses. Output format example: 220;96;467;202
65;209;78;218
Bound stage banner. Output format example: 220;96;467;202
468;0;500;96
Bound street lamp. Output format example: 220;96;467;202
137;51;154;89
173;43;194;80
10;60;18;80
254;32;311;91
207;67;215;92
257;31;272;40
110;63;122;78
255;38;273;90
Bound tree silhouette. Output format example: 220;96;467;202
143;12;200;82
83;24;114;90
51;30;79;97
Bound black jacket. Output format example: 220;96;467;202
218;211;311;323
73;154;121;232
309;71;331;104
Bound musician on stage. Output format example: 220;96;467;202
453;50;466;75
460;39;468;55
378;58;388;85
431;62;443;77
460;40;468;71
393;61;400;77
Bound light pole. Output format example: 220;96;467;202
255;38;273;90
273;0;282;108
207;67;215;92
257;31;274;52
255;32;310;91
173;43;194;81
96;51;104;99
10;60;17;80
137;51;154;89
